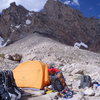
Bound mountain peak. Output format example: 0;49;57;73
0;0;100;53
10;2;16;7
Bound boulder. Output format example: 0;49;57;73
5;53;22;62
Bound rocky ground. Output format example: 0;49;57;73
0;33;100;100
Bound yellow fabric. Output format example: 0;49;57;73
13;60;50;89
46;90;56;94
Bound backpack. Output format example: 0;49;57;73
79;75;92;89
50;75;65;92
0;70;21;100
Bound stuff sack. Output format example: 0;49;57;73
0;70;21;100
79;75;92;89
50;75;65;92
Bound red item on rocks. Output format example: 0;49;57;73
48;68;60;74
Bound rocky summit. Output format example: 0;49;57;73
0;0;100;53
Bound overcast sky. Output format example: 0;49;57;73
0;0;48;12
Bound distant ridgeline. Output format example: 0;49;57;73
0;0;100;53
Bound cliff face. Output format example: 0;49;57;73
0;0;100;52
42;0;100;52
0;2;29;43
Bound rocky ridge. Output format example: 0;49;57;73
0;0;100;52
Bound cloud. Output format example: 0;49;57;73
64;0;80;6
19;0;47;12
72;0;80;6
0;0;19;12
64;0;71;5
0;0;47;12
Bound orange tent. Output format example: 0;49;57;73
13;61;50;89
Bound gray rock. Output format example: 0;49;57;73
71;69;84;75
69;92;85;100
84;88;95;96
94;86;100;97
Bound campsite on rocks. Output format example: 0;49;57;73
0;0;100;100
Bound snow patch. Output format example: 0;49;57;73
26;12;33;17
1;39;10;47
80;42;88;48
24;24;27;27
15;25;20;29
10;24;14;27
74;42;80;48
26;19;31;25
0;36;4;47
74;42;88;49
0;37;10;48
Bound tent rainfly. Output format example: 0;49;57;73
13;61;50;89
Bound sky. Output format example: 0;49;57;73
61;0;100;18
0;0;47;12
0;0;100;18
